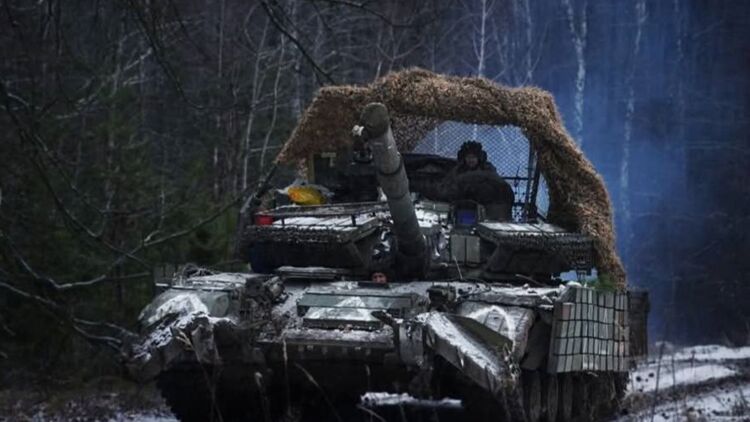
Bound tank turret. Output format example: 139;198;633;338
355;103;427;277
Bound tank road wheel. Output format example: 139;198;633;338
523;370;542;421
557;374;573;422
542;374;558;422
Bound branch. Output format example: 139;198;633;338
0;279;62;311
260;0;336;85
73;318;136;344
310;0;416;28
144;183;254;248
121;0;237;111
71;325;123;352
0;313;14;337
0;279;133;351
2;232;149;291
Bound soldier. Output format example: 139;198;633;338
445;141;515;221
370;271;388;284
454;140;497;173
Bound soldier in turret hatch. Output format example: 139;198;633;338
445;141;515;221
370;271;388;284
454;140;496;173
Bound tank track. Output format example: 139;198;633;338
519;369;628;422
157;368;217;422
157;365;271;422
156;364;627;422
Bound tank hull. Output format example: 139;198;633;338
125;275;644;421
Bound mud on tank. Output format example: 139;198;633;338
123;69;650;422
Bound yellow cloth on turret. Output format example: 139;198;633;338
287;185;327;205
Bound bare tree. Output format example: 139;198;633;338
620;0;647;254
562;0;588;147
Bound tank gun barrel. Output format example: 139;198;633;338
356;103;426;276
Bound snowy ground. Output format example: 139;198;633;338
618;344;750;421
0;380;177;422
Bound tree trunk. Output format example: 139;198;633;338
562;0;588;147
620;0;647;264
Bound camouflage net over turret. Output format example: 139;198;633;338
277;68;626;287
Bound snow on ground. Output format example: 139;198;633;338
21;411;177;422
621;381;750;421
107;412;178;422
0;380;178;422
619;344;750;421
672;345;750;362
6;404;178;422
629;362;737;393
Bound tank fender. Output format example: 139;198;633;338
125;310;226;382
455;302;536;361
126;289;241;382
138;289;233;328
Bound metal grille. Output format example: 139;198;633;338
412;122;549;221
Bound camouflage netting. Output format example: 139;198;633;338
277;68;626;287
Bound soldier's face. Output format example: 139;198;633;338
371;272;387;284
464;153;479;169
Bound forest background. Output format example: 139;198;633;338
1;0;748;382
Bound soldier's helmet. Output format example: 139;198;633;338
457;141;487;163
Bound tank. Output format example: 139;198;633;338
123;70;649;422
